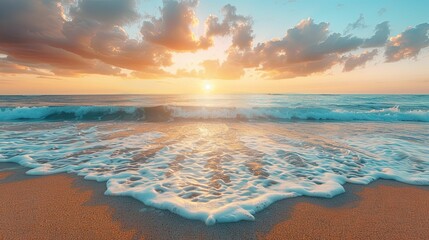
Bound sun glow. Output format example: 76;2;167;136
203;82;213;93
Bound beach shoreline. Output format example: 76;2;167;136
1;162;428;240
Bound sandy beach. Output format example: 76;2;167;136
0;164;135;239
1;162;428;240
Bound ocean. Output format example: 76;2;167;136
0;94;428;225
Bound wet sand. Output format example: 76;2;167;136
1;163;428;240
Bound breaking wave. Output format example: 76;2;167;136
0;105;428;122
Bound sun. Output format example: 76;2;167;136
203;82;213;92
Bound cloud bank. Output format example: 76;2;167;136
0;0;428;80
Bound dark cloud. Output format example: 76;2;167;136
343;49;378;72
0;0;65;43
70;0;139;26
0;0;171;77
385;23;429;62
362;21;390;48
344;14;367;34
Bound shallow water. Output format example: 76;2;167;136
0;95;428;224
1;94;428;122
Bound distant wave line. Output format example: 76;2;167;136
0;105;428;122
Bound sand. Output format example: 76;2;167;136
0;168;135;239
1;163;428;240
265;184;429;240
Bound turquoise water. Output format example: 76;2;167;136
0;94;428;121
0;95;428;224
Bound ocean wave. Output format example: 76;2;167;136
0;105;428;122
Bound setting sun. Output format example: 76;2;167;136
203;82;213;92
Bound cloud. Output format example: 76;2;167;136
344;14;367;34
378;8;387;16
0;58;51;76
195;18;366;80
175;51;246;80
2;44;124;77
0;0;172;77
385;23;429;62
343;49;378;72
205;4;254;50
70;0;139;26
251;18;363;78
362;21;390;48
194;16;426;80
176;4;254;79
131;67;173;79
0;1;425;80
141;0;212;51
50;60;123;76
200;59;244;79
0;0;65;43
63;1;172;71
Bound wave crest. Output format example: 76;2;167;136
0;105;428;122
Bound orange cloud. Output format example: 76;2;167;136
385;23;429;62
0;0;171;77
0;0;428;81
142;0;212;51
197;18;364;80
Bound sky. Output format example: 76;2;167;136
0;0;428;94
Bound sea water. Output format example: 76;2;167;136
0;94;428;225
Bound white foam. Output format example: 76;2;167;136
167;105;429;122
0;122;428;224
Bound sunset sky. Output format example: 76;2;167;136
1;0;428;94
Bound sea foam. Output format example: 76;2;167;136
0;122;428;224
